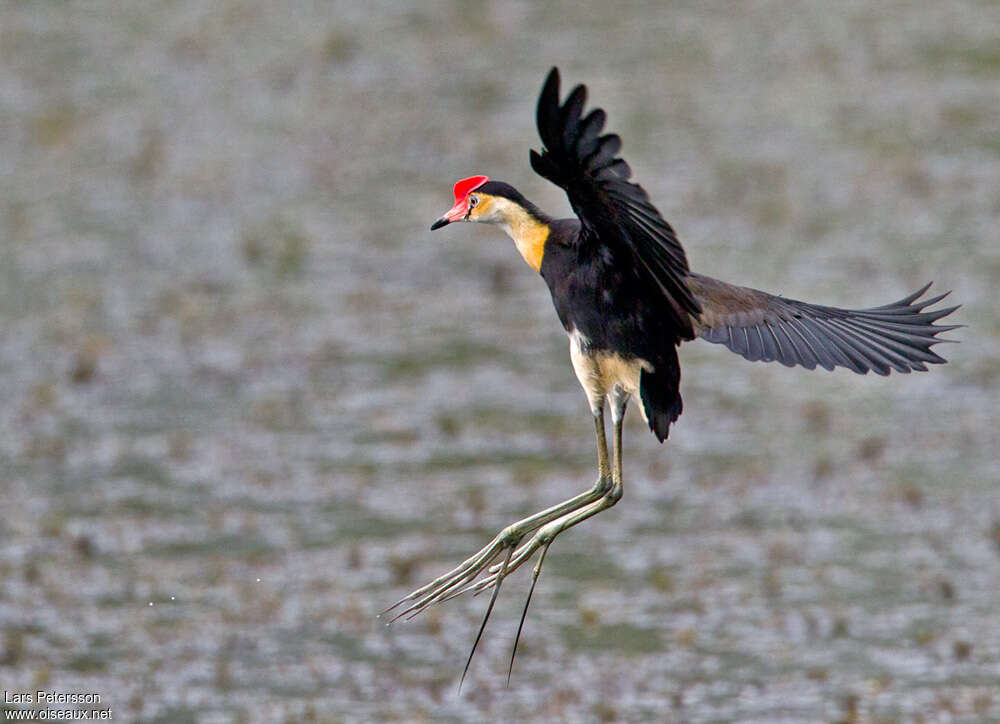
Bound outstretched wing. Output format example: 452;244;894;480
689;274;961;375
530;67;700;338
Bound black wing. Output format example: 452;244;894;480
530;67;700;339
689;274;961;375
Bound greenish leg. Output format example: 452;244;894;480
384;408;612;622
469;407;626;598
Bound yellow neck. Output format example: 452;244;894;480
496;203;549;273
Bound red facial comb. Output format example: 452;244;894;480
453;175;489;202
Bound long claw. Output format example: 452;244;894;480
400;556;499;620
442;536;537;603
383;540;501;615
391;546;505;622
384;474;612;625
383;411;625;686
454;535;541;603
383;538;506;621
440;575;490;604
508;541;550;686
459;546;514;693
387;486;618;674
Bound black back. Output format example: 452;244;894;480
540;218;683;441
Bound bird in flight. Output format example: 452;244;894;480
385;67;959;686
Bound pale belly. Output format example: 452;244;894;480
568;328;652;421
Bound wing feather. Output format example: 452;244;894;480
688;273;960;374
531;68;699;337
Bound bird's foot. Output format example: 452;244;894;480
381;524;530;624
446;509;578;601
381;475;618;687
381;519;558;689
454;486;619;686
382;475;613;624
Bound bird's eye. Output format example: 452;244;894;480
468;195;479;208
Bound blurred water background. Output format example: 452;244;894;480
1;1;998;722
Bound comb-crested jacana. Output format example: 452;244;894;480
386;68;959;686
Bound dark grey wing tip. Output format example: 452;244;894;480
895;280;934;307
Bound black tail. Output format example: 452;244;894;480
639;350;683;442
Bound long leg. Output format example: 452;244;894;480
502;391;630;682
470;403;627;601
383;409;613;622
611;388;626;487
